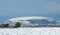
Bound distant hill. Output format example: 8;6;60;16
0;16;60;28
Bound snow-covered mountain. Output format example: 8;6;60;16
0;16;60;28
0;16;60;35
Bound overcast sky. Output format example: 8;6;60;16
0;0;60;21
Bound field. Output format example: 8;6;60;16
0;27;60;35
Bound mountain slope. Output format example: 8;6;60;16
6;16;58;27
0;16;60;28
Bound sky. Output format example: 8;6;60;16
0;0;60;21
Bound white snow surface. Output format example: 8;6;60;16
0;16;60;35
8;16;54;22
6;16;57;27
0;27;60;35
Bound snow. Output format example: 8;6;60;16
8;16;54;22
0;27;60;35
0;16;60;35
5;16;57;27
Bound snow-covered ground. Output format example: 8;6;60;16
0;16;60;35
4;16;59;27
0;27;60;35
